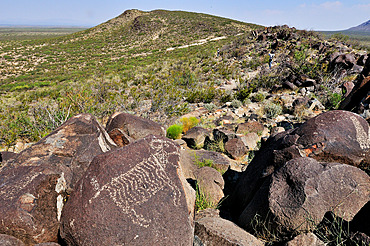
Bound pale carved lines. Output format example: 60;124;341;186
350;116;370;150
89;138;181;227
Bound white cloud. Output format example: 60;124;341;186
320;1;343;9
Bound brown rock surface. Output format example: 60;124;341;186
105;112;165;146
195;217;264;246
182;126;211;149
0;234;26;246
225;138;248;160
238;157;370;236
0;114;114;245
60;135;194;246
230;110;370;217
194;166;225;205
284;233;325;246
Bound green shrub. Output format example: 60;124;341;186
195;183;216;211
180;116;199;133
231;99;243;108
264;102;283;118
166;124;183;139
235;87;252;101
252;92;266;102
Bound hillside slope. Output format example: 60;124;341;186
347;19;370;33
0;9;260;146
0;9;368;149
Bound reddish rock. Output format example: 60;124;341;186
236;121;264;135
229;110;370;218
240;132;260;151
340;55;370;112
105;112;165;147
60;135;195;246
238;157;370;237
3;113;116;190
330;53;356;70
225;138;248;160
284;233;325;246
194;167;225;205
195;217;264;246
0;166;66;245
0;234;26;246
182;126;211;149
0;114;114;245
0;151;17;163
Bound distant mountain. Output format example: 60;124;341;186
346;20;370;33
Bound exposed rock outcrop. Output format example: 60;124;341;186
60;135;195;246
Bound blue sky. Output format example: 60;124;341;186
1;0;369;30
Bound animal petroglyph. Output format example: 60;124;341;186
350;116;370;150
89;137;181;228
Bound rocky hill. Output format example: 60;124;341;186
347;19;370;33
0;10;370;245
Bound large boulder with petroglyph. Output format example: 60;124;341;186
237;157;370;237
0;114;115;245
60;135;195;246
229;110;370;217
105;112;166;147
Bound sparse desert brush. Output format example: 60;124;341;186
252;92;266;102
264;102;283;118
180;116;199;133
166;124;183;140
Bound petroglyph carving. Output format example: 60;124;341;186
89;137;181;228
350;116;370;149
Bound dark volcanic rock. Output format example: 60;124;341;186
3;113;116;190
194;166;225;205
0;234;26;246
224;138;248;160
195;217;264;246
229;110;370;217
340;55;370;112
330;53;356;70
105;112;165;147
0;166;66;245
60;135;195;246
0;151;17;163
284;233;325;246
238;157;370;236
235;121;264;135
0;114;115;245
182;126;211;149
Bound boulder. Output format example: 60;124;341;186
105;112;165;147
284;233;325;246
60;135;195;246
229;110;370;217
195;217;264;246
0;234;26;246
0;166;66;245
340;56;370;112
194;167;225;205
0;151;17;163
330;53;356;70
350;200;370;236
224;138;248;160
179;149;231;179
235;121;264;135
2;113;116;190
0;114;115;245
240;132;260;151
182;126;211;149
35;243;61;246
238;157;370;236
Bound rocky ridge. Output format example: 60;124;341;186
0;21;370;246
